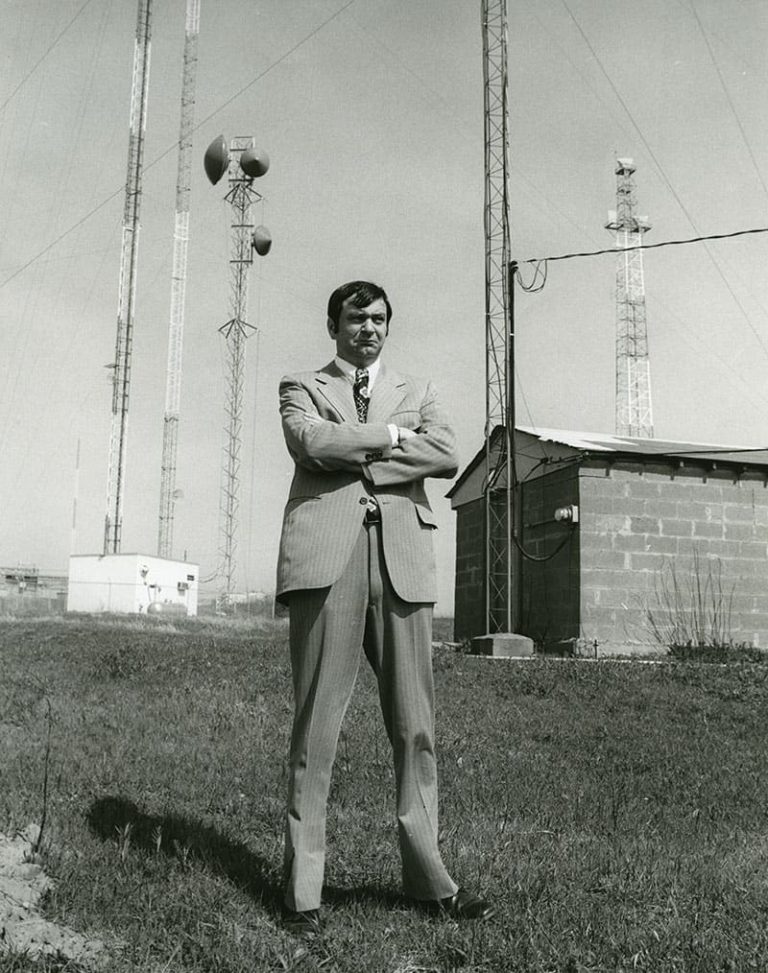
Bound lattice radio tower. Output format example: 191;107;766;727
605;159;654;438
481;0;515;634
104;0;152;554
157;0;201;559
204;136;271;606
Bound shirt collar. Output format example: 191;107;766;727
334;356;381;387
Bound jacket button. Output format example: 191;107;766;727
359;497;368;505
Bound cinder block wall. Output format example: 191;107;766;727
453;496;485;640
579;462;768;651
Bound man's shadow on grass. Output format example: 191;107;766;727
87;795;283;910
86;796;403;917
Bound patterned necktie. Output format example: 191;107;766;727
353;367;369;422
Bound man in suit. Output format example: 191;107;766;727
276;280;493;936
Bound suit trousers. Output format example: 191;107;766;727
283;520;458;912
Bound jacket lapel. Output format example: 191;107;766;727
367;364;407;423
314;362;358;423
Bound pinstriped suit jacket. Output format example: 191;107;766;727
276;360;458;604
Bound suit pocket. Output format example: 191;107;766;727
390;409;422;429
415;504;437;529
285;495;321;511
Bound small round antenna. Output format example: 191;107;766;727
252;225;272;256
240;147;270;178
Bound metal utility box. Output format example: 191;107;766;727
67;554;199;616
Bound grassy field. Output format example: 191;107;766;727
1;617;768;972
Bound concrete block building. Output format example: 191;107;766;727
448;427;768;655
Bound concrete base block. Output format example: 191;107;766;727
471;633;535;658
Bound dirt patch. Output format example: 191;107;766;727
0;825;108;967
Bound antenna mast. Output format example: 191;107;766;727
158;0;201;558
606;159;654;438
481;0;514;634
104;0;153;553
219;138;258;605
204;136;271;609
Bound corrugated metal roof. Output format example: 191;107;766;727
518;426;768;465
447;426;768;502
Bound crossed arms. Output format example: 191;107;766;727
279;374;459;486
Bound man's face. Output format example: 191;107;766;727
328;296;389;368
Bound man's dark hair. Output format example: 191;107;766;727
327;280;392;328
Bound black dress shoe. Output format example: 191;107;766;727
436;888;495;920
282;907;322;937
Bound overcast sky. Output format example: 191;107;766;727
1;0;767;612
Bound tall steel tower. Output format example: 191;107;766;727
104;0;153;554
605;158;654;438
157;0;201;559
204;136;271;606
481;0;515;634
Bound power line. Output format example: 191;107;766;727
0;0;98;115
191;0;357;135
560;0;768;358
0;0;358;292
559;0;701;228
509;0;768;395
505;14;768;413
517;225;768;266
688;0;768;200
0;189;124;290
643;289;768;416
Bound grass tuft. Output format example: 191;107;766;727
640;549;765;663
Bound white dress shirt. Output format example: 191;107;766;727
334;356;399;446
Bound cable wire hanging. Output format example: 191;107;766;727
0;0;97;115
483;429;579;564
0;0;358;292
517;225;768;267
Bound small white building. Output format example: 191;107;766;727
67;554;199;617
